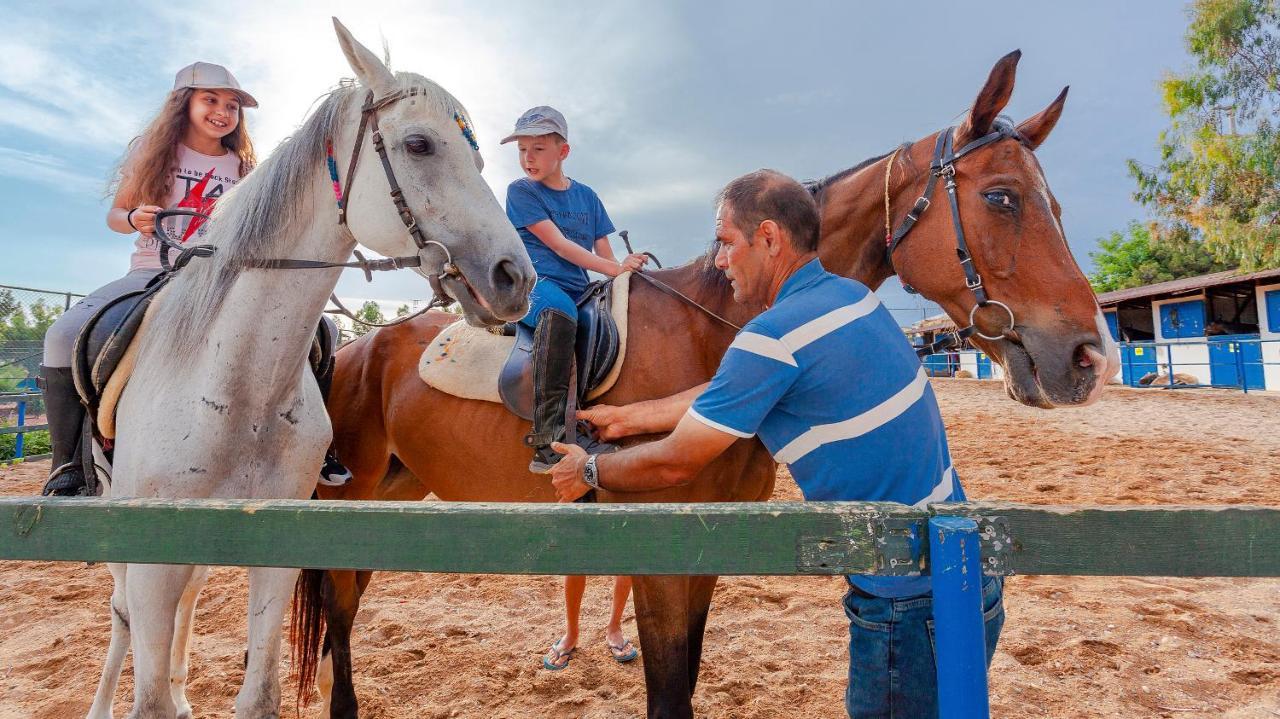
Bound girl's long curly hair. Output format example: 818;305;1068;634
109;87;257;208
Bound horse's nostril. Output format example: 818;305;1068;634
492;258;522;294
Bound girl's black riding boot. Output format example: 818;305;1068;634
39;365;89;497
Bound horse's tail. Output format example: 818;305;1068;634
290;567;328;708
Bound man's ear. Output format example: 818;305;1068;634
759;220;783;255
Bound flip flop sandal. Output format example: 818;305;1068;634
607;638;639;663
542;640;577;671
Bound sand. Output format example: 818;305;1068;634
1;380;1277;718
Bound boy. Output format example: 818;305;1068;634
502;106;648;473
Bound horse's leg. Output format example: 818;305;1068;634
124;562;193;718
322;569;374;719
236;566;300;719
632;575;694;719
169;565;210;719
86;563;129;719
685;575;719;693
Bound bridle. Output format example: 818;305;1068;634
155;87;475;328
884;119;1024;357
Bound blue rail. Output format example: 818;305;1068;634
1;392;49;464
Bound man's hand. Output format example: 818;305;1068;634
549;442;592;502
577;404;635;442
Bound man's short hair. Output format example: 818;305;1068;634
716;169;820;252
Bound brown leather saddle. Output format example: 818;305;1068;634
498;279;620;420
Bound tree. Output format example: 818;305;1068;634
1090;222;1231;292
395;304;411;317
0;297;62;343
350;301;386;338
1128;0;1280;270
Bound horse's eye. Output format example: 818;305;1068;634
983;190;1016;210
405;135;435;156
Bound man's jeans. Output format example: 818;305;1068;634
843;577;1005;718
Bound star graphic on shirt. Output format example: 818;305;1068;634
177;168;218;242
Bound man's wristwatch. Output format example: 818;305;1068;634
583;454;601;490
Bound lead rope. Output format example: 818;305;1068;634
883;146;903;249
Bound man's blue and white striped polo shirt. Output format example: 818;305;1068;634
688;258;962;598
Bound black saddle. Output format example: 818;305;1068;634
71;273;171;425
70;273;338;439
498;279;620;420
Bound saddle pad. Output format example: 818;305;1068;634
97;285;167;440
419;272;631;404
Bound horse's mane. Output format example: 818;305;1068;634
145;72;469;358
803;148;897;202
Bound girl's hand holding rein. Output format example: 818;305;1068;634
110;204;164;235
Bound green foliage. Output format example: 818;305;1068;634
350;301;386;338
1127;0;1280;271
395;304;411;317
0;291;63;343
0;418;50;463
1089;222;1231;292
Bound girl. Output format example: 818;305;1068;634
40;62;258;496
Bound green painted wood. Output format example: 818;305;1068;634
3;498;1277;578
0;498;919;575
934;502;1280;577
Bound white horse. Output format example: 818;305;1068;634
85;19;534;719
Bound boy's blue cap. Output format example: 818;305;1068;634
500;106;568;144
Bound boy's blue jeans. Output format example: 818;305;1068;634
843;577;1005;718
519;277;579;329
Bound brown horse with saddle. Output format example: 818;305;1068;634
292;50;1120;718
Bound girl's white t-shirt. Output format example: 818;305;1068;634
128;144;244;272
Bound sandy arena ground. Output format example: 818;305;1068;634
1;380;1278;718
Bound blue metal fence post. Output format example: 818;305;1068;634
15;399;25;461
1166;344;1175;387
1236;342;1248;395
929;515;990;719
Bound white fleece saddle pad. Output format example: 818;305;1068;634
419;272;632;404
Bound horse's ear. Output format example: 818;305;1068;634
333;17;396;98
1017;86;1068;150
957;50;1020;145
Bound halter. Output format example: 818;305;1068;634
155;88;479;328
885;120;1023;358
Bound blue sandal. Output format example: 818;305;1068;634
542;640;577;671
608;638;639;663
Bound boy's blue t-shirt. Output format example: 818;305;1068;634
505;177;615;296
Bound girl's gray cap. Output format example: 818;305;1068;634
500;106;568;144
172;62;258;108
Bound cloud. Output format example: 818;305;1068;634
0;146;102;194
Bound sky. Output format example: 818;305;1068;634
0;0;1194;326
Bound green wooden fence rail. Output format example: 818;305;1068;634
1;498;1277;577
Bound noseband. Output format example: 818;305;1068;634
885;120;1023;357
155;88;477;327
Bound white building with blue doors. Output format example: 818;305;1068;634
1097;267;1280;390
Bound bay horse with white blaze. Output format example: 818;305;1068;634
293;50;1120;718
85;19;533;719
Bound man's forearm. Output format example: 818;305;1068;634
596;434;694;492
628;383;708;434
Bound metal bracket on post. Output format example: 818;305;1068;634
929;515;992;719
975;515;1013;577
873;515;924;576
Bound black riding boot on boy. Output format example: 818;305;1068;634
314;353;352;487
39;365;91;497
524;309;616;474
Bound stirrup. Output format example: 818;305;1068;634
41;463;90;497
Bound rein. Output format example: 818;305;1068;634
632;271;742;332
884;121;1023;357
154;87;474;329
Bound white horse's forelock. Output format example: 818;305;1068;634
144;72;467;359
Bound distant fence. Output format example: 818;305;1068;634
1115;337;1278;393
0;392;49;464
0;284;83;384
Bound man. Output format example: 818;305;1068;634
550;169;1004;718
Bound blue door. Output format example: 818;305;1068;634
1208;335;1265;390
1267;290;1280;333
1104;311;1120;341
1122;344;1159;386
976;353;992;379
1159;299;1206;339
